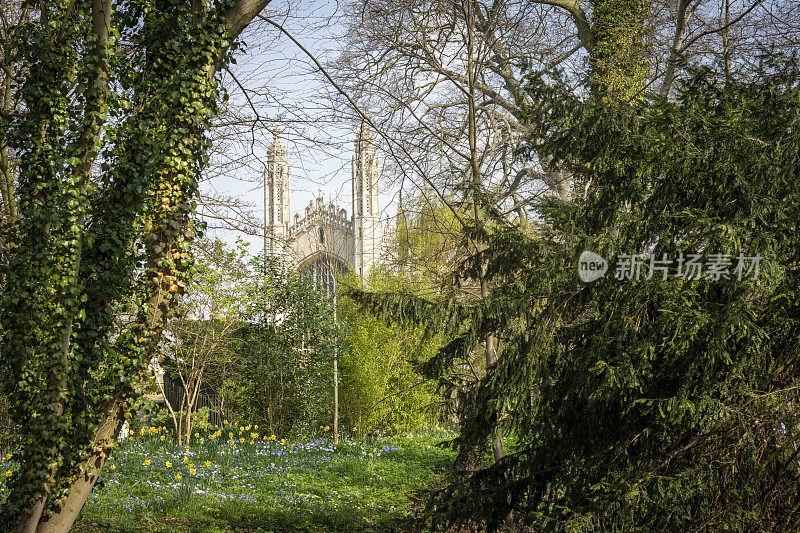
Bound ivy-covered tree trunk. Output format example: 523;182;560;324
590;0;650;100
0;67;15;224
33;406;123;533
0;1;271;531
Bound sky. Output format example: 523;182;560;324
199;0;399;256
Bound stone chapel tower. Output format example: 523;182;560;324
265;129;290;258
352;120;381;278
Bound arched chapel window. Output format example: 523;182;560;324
301;256;348;296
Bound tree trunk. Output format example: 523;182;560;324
333;356;339;444
454;446;483;472
1;68;16;221
660;0;691;97
466;5;512;528
34;406;124;533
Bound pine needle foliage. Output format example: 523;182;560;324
348;55;800;531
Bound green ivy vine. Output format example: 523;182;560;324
0;0;238;526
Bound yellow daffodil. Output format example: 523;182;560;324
165;461;172;468
250;440;254;445
109;464;115;470
160;435;165;441
239;437;244;443
144;459;151;466
176;473;182;480
5;453;11;460
5;471;12;477
189;468;197;475
223;420;228;425
183;456;189;463
204;461;211;467
254;425;259;430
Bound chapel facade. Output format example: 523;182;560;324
263;121;392;290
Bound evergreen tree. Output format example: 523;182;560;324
350;57;800;530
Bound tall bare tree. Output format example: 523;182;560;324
333;0;797;209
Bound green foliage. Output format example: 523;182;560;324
210;255;339;437
396;193;467;284
159;238;250;444
152;235;444;441
338;273;442;436
590;0;651;99
437;58;800;529
0;0;242;525
172;238;442;439
351;56;800;530
147;407;209;438
0;393;17;455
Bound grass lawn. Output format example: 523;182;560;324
1;425;455;532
